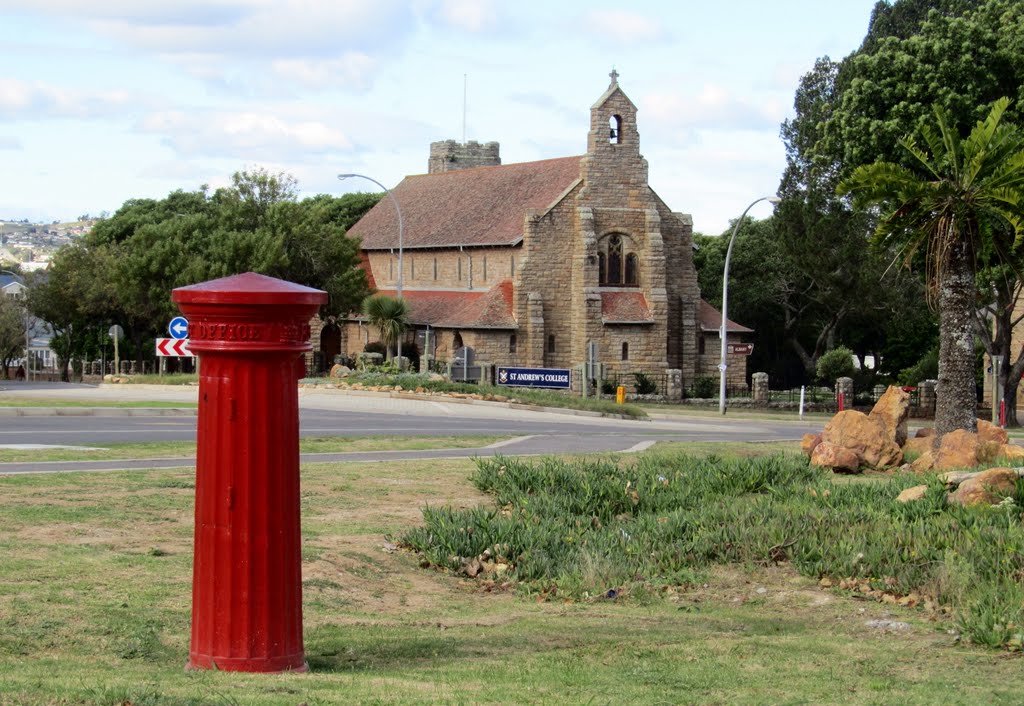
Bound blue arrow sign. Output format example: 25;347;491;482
168;316;189;340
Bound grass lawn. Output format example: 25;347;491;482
0;436;511;464
0;445;1022;704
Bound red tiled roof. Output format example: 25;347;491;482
350;157;583;250
601;291;654;324
374;280;517;329
699;299;753;334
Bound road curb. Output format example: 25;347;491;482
299;385;646;422
0;407;198;417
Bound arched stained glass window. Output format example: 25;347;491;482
607;234;622;285
625;253;638;285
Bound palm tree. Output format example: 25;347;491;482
361;294;409;361
838;98;1024;437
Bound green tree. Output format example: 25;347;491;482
264;193;378;318
823;0;1024;171
0;294;25;375
838;98;1024;436
82;171;375;369
816;346;856;385
361;294;408;360
27;244;117;381
781;0;1024;418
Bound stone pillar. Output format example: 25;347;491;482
751;372;769;405
835;377;854;410
667;369;683;400
918;379;937;419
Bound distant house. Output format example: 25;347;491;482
321;73;754;392
0;272;26;300
1;272;58;376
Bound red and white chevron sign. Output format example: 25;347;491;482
155;337;193;357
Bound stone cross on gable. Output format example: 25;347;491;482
609;68;619;86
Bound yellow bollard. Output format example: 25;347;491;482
616;386;625;404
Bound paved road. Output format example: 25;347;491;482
0;383;820;474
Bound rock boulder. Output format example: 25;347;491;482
948;468;1019;507
821;410;903;470
329;364;351;379
977;419;1009;446
801;433;822;458
933;429;980;471
869;386;910;446
896;485;929;503
809;441;861;473
902;436;933;459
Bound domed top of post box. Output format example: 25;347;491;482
172;272;326;307
172;273;327;355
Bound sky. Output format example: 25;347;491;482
0;0;882;235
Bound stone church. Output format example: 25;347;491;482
325;72;751;390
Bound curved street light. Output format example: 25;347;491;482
719;196;781;415
338;173;405;360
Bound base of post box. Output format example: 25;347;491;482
186;653;309;673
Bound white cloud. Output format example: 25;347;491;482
0;78;133;120
6;1;412;97
0;136;22;150
438;0;500;32
137;109;354;162
22;1;410;58
581;10;666;44
271;53;377;91
642;84;786;135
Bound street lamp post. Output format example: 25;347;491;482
719;196;780;415
338;173;404;362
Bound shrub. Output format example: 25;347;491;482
898;347;938;386
816;346;856;384
363;340;387;355
600;379;617;395
402;453;1024;651
633;372;658;395
690;376;717;399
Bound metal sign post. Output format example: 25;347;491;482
109;325;123;376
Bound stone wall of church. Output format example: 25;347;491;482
696;333;750;388
428;140;501;174
515;195;582;370
365;246;519;292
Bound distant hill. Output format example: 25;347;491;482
0;218;98;268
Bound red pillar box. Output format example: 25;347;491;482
172;272;326;673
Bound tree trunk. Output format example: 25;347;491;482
1006;353;1024;428
936;242;978;437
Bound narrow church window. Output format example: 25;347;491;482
411;258;416;280
547;335;556;354
699;337;705;355
483;255;488;281
510;255;516;277
389;258;394;280
625;253;638;286
433;258;438;280
458;258;462;281
598;252;606;285
509;334;517;353
607;234;622;285
621;342;629;361
609;114;622;144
